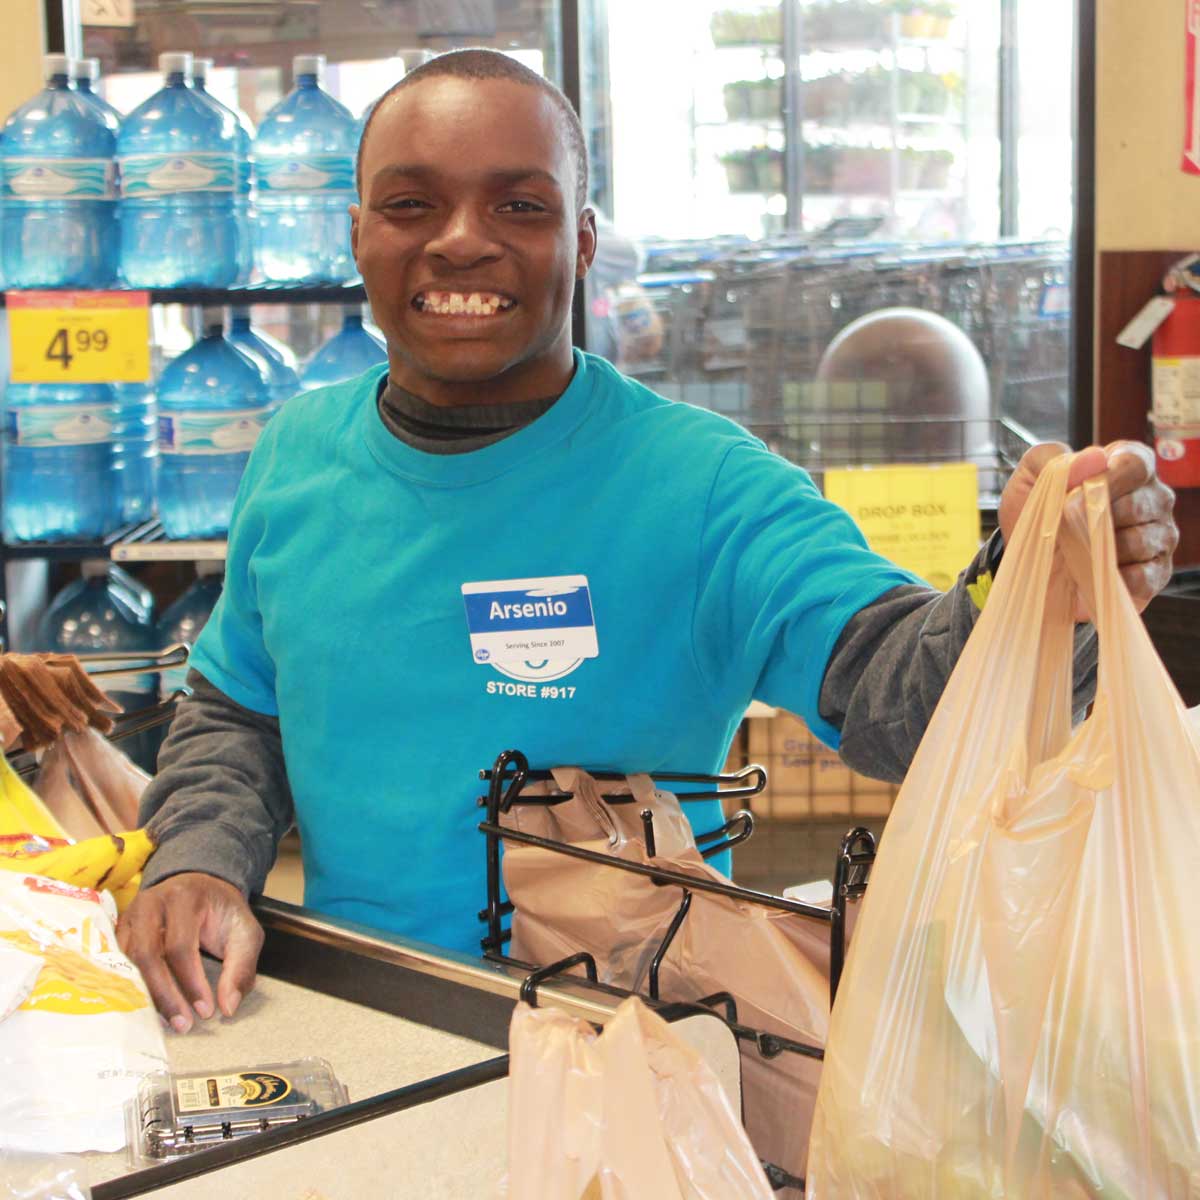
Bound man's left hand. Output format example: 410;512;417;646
998;441;1178;614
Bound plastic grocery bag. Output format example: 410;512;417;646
34;727;148;839
806;458;1200;1197
507;995;772;1200
502;769;837;1190
0;871;166;1153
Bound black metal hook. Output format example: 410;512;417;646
647;890;692;1001
519;951;599;1008
640;808;657;858
694;809;755;859
830;825;877;1006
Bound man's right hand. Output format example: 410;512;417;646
117;872;264;1033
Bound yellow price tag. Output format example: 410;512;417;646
6;290;151;384
824;463;981;591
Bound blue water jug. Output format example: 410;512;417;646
157;561;223;697
192;57;255;285
112;382;157;526
69;58;122;131
229;309;300;405
37;562;160;770
156;319;273;539
300;310;387;389
254;55;357;284
118;52;239;288
1;54;118;288
3;381;119;542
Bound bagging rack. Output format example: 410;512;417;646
475;747;879;1194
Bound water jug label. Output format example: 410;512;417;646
5;404;116;447
120;152;236;196
3;157;117;200
158;409;271;455
258;153;355;194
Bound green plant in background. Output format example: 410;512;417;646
711;7;783;46
718;147;784;193
723;78;785;122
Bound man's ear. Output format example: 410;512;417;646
576;207;598;280
349;202;361;262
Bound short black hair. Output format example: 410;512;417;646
355;48;589;211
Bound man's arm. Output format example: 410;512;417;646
817;533;1099;783
139;669;294;894
120;669;291;1032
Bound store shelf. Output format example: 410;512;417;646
0;283;367;308
3;519;225;562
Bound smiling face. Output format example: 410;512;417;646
351;77;596;407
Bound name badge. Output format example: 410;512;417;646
462;575;598;667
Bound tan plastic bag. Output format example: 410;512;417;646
34;728;148;839
502;770;835;1189
807;458;1200;1197
507;995;772;1200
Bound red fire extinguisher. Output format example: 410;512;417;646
1150;295;1200;487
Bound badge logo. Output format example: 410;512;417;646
462;575;598;683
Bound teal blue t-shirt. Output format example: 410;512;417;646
190;351;918;953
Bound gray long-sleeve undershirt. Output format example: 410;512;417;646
138;381;1100;895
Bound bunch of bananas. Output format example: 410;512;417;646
0;828;154;911
0;753;153;912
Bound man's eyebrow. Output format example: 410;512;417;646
370;164;563;191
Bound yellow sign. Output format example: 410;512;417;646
824;463;981;591
7;291;151;384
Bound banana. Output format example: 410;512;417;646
110;872;142;914
0;754;66;843
105;829;155;891
0;832;123;890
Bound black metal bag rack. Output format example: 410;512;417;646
476;746;879;1194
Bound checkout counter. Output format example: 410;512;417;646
84;898;742;1199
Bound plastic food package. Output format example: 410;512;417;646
806;460;1200;1196
35;727;148;839
506;995;772;1200
502;768;838;1188
0;1150;90;1199
0;871;167;1153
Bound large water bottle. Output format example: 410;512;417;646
118;52;239;288
37;562;160;770
1;53;118;288
156;318;272;539
157;561;223;697
191;58;255;285
228;309;300;406
2;381;119;542
69;58;122;130
300;310;387;389
112;382;157;525
254;55;357;284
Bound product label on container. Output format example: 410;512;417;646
257;153;356;195
119;152;235;196
2;157;117;200
158;409;270;455
4;403;115;447
1152;357;1200;424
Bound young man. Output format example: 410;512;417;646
119;50;1178;1033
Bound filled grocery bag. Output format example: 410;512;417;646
35;726;149;839
0;871;167;1153
502;768;835;1190
806;458;1200;1196
507;994;772;1200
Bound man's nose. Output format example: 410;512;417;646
425;205;502;267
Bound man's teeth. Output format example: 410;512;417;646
417;291;514;316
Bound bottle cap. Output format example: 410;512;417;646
70;57;101;83
44;54;71;80
81;560;110;581
293;54;325;80
200;304;225;334
193;57;213;81
195;560;226;579
159;52;193;78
